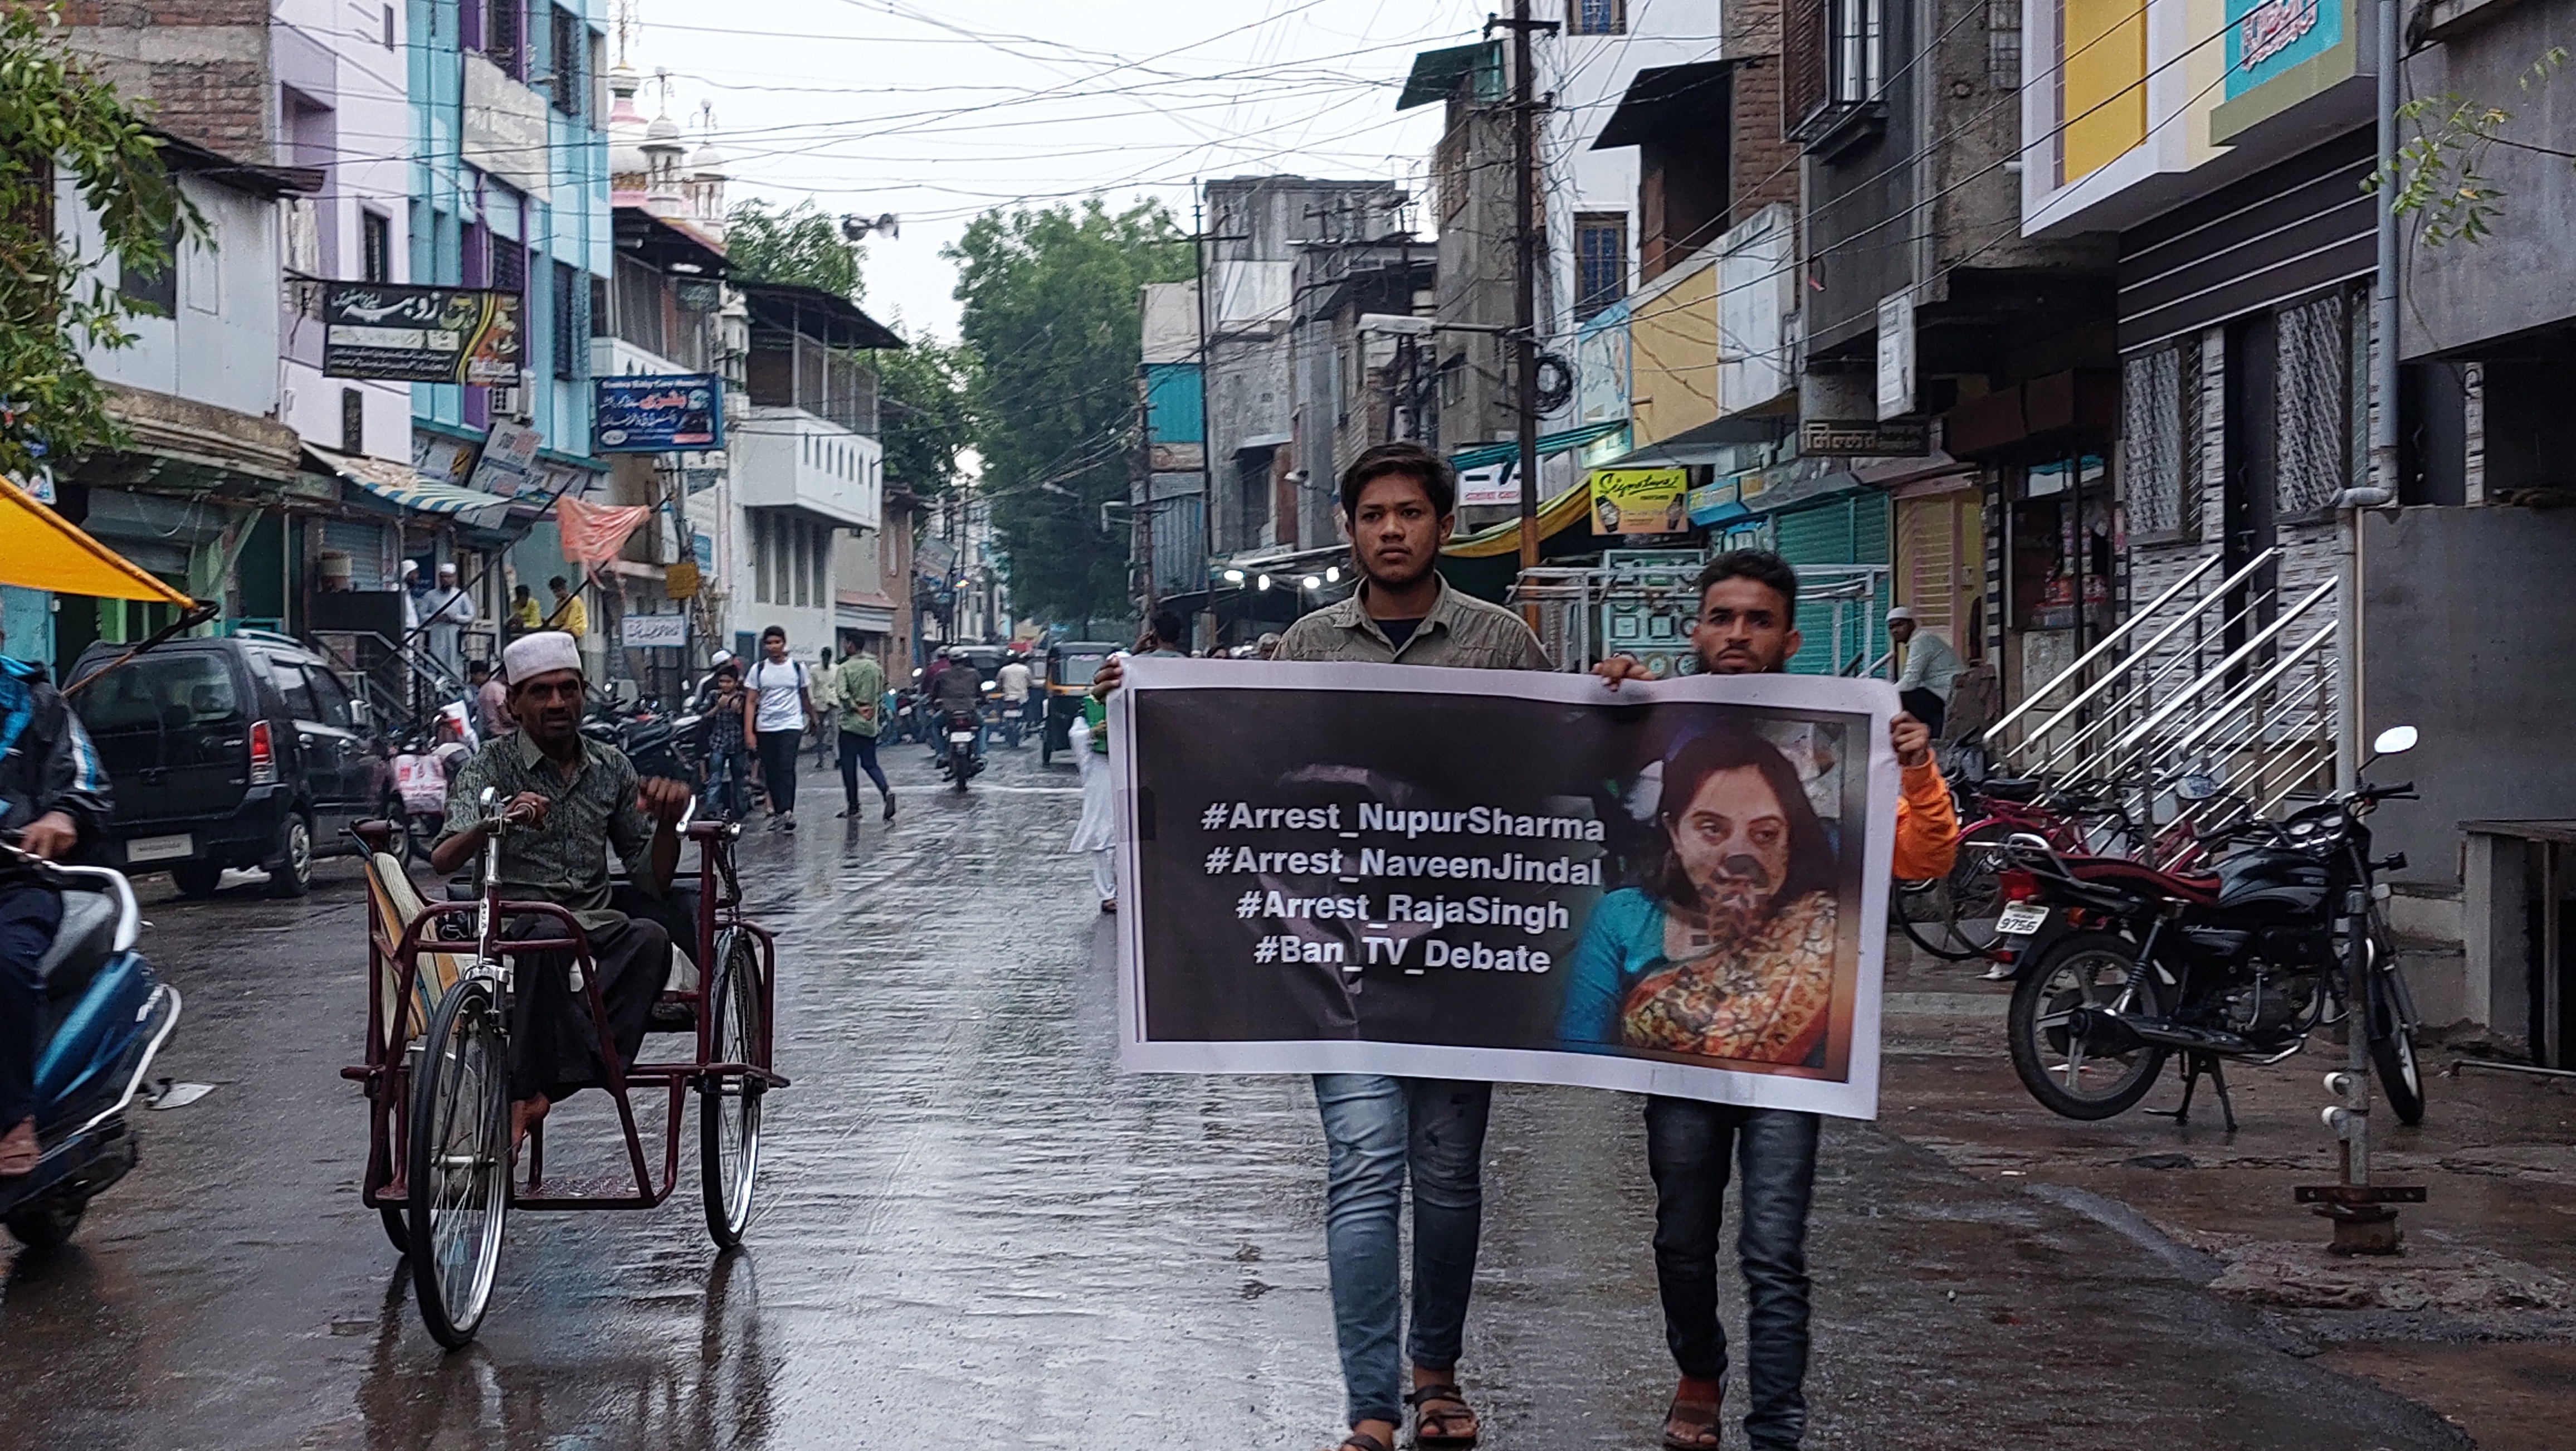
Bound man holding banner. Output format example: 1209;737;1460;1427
1592;550;1957;1450
1098;441;1542;1451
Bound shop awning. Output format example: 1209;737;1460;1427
1447;420;1628;474
0;476;195;605
305;445;512;521
1440;480;1594;559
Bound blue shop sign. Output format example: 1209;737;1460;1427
594;374;724;453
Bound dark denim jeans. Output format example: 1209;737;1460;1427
1314;1074;1492;1427
1643;1098;1821;1449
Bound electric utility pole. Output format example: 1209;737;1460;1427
1491;1;1556;587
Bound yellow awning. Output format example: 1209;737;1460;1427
1440;481;1594;559
0;475;196;606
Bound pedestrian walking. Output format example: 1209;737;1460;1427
743;626;814;830
1095;441;1548;1451
811;648;837;768
422;562;475;694
1593;551;1959;1450
1886;606;1963;739
471;659;513;738
700;661;752;820
829;647;896;821
1066;675;1118;910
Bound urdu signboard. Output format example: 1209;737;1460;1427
322;284;523;384
593;375;724;453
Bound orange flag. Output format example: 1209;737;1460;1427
556;495;649;564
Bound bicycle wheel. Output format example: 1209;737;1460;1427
407;975;511;1348
1944;822;2018;956
700;934;765;1249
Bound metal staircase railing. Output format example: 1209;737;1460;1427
1983;547;2343;856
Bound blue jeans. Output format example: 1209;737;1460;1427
704;748;752;819
1644;1099;1820;1449
0;884;61;1128
1314;1074;1492;1427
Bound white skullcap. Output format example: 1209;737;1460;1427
502;630;583;684
437;561;458;575
1885;606;1918;624
401;559;418;576
709;649;733;666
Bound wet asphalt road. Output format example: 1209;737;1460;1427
0;739;2474;1449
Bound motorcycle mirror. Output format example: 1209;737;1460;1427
2369;724;2418;758
2176;772;2221;801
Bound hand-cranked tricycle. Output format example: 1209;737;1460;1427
343;792;784;1348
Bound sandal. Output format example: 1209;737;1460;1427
1407;1383;1480;1448
1322;1434;1393;1451
1661;1388;1723;1449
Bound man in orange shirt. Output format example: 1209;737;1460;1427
1593;549;1955;1450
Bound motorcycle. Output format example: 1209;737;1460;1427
388;705;479;864
1994;726;2427;1131
583;698;687;783
0;845;183;1249
940;709;983;792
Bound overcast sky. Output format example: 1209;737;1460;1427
628;0;1492;341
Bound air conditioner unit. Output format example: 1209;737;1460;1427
488;369;535;421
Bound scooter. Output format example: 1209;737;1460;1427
0;846;183;1249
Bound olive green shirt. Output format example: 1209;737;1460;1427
828;654;886;737
437;730;656;918
1272;574;1552;670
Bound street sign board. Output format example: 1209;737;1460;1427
321;283;522;384
620;612;689;648
465;420;545;497
1799;418;1932;457
594;375;724;453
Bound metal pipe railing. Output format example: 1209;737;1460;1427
1984;549;2247;749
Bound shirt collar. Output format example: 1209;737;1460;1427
1335;574;1457;648
514;729;593;781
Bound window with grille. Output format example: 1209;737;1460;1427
1574;213;1627;322
1832;0;1886;103
1987;0;2022;89
2121;347;2184;537
552;260;580;379
549;6;583;116
1569;0;1626;35
2275;291;2351;516
486;0;523;76
361;211;392;283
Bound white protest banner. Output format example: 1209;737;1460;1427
1108;659;1897;1119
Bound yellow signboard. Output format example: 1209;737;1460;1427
663;559;702;600
1589;468;1691;536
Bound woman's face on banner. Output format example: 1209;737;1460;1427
1667;765;1793;934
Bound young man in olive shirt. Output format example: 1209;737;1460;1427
1096;442;1545;1451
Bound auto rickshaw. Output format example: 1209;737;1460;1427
1039;641;1121;766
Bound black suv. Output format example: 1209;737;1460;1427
70;631;389;898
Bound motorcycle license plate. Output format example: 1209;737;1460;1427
125;832;194;864
949;732;977;744
1996;902;2050;937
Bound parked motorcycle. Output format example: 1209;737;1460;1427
0;845;183;1249
583;699;687;783
1995;726;2426;1130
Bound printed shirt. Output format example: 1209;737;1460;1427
830;655;885;737
437;730;655;916
1271;574;1552;670
705;692;748;755
745;658;809;733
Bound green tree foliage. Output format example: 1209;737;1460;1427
947;198;1188;622
2370;47;2573;246
0;3;194;479
875;335;973;498
723;198;860;300
722;197;972;496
